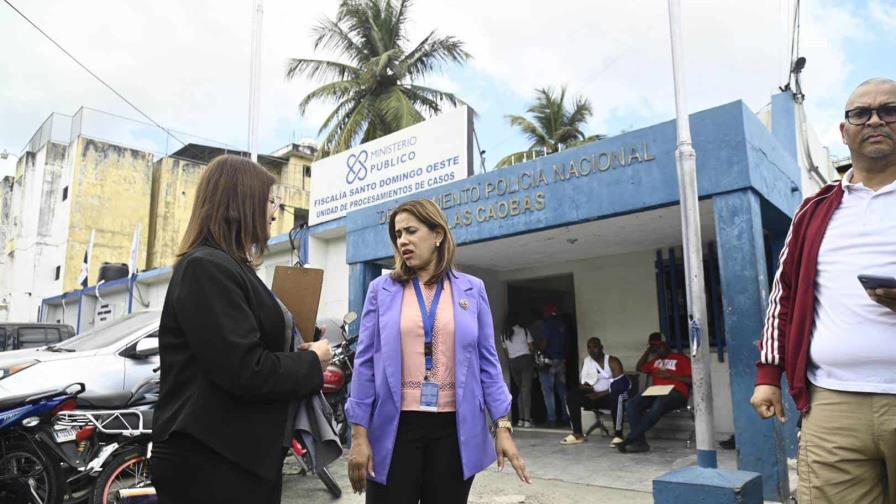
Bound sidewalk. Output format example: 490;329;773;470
281;429;795;503
282;454;653;504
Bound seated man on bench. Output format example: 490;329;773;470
560;337;629;446
617;332;691;454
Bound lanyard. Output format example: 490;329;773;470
412;277;443;380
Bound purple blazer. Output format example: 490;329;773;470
345;271;511;484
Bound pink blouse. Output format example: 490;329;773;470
400;278;456;412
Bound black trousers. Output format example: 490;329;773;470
366;411;474;504
566;388;625;436
152;432;283;504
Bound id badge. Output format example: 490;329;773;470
420;381;439;412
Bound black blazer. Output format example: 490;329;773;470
153;245;323;479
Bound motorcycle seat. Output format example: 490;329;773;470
0;386;77;410
0;392;44;411
76;391;134;409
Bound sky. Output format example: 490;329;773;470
1;0;895;177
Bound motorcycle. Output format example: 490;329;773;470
321;312;358;447
286;312;357;499
0;382;85;504
49;371;158;504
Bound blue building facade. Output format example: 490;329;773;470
325;92;807;501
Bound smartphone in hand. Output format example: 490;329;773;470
858;274;896;291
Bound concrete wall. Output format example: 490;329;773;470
63;137;154;291
147;157;206;268
5;142;71;321
307;234;350;322
0;176;14;319
41;234;327;332
146;155;312;269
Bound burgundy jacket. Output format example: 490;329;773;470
755;181;845;412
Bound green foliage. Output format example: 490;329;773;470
286;0;470;158
497;86;604;168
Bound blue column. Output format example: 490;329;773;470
765;213;801;460
348;262;382;334
713;190;792;501
771;91;798;163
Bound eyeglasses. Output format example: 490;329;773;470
844;105;896;125
269;195;282;210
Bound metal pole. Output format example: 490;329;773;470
248;0;264;162
667;0;717;469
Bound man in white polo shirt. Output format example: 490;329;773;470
751;78;896;504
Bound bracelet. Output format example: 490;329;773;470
493;416;513;436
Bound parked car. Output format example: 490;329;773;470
0;323;76;352
0;311;161;400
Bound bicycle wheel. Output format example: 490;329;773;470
0;440;64;504
89;446;151;504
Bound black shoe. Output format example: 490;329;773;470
626;440;650;453
719;435;736;450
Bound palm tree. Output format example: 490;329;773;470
496;86;604;168
286;0;470;158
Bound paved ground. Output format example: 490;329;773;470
283;456;653;504
280;428;794;504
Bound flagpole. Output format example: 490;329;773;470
128;224;141;314
76;229;95;334
667;0;717;468
248;0;264;162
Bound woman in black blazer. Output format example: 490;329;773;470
152;155;332;503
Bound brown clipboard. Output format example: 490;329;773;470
271;266;324;343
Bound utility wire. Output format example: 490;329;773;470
3;0;187;147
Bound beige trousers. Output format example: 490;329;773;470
799;386;896;504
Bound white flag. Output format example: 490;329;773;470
76;229;96;288
128;224;141;277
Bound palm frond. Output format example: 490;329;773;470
400;33;470;81
507;114;549;147
378;87;425;130
566;134;606;149
289;0;471;154
310;18;368;64
365;48;403;79
316;94;363;136
495;149;544;168
564;95;593;129
298;80;361;115
406;84;464;110
285;58;360;83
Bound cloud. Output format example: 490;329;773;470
0;0;868;176
869;0;896;29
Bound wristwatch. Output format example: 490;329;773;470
494;416;513;435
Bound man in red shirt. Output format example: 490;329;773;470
617;332;692;453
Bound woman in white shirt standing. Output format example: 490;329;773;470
502;313;535;428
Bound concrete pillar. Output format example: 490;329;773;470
771;91;798;163
348;262;382;333
713;190;792;501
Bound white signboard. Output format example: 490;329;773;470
309;107;472;225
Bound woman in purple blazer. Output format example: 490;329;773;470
346;199;530;503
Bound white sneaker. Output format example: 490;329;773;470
519;420;533;428
610;436;625;447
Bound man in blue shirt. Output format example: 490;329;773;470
535;304;570;425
